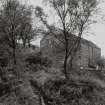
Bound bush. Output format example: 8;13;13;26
42;78;105;105
0;44;9;67
25;52;41;65
41;56;52;67
0;82;11;97
0;55;9;67
25;52;52;67
27;64;41;72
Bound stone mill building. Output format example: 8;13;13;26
40;30;101;69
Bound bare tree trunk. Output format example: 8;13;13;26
23;41;26;48
70;56;73;69
64;46;68;79
63;28;69;79
13;47;16;65
39;95;42;105
28;39;31;48
13;41;16;65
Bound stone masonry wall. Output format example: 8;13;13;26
40;36;101;68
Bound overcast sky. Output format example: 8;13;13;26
26;0;105;56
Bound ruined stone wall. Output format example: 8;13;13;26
74;43;101;68
40;36;101;68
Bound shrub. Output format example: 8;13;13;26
41;56;52;67
0;55;8;67
25;52;52;67
42;78;105;105
25;52;41;65
0;82;11;97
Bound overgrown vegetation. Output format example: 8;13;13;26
0;0;105;105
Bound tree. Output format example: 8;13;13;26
0;0;34;65
35;0;98;79
18;5;35;48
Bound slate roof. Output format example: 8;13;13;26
81;38;100;49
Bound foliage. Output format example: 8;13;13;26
25;52;52;68
0;39;10;67
30;77;105;105
0;0;104;105
36;0;98;78
0;53;9;67
0;0;34;65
